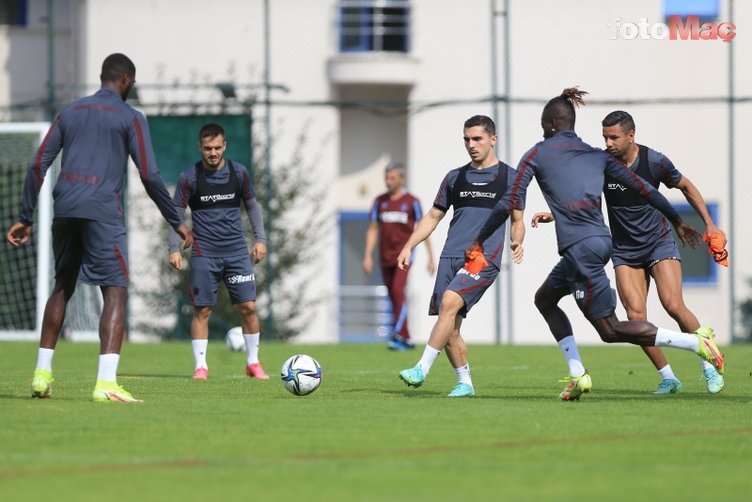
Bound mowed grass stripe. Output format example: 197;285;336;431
2;424;749;480
0;341;749;501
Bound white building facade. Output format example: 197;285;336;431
1;0;749;345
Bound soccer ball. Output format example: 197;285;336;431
280;354;322;396
225;327;245;352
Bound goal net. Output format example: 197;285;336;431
0;123;102;342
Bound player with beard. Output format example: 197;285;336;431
168;123;269;382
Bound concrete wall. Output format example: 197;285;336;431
2;0;748;344
0;0;80;121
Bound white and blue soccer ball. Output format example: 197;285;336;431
225;327;246;352
280;354;322;396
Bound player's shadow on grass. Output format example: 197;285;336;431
370;388;562;400
366;388;581;401
361;388;449;398
342;387;751;403
0;394;78;401
579;387;749;402
118;372;187;380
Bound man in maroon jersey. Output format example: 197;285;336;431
363;162;435;350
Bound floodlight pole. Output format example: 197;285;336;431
46;0;55;120
490;0;500;345
490;0;512;345
727;0;736;341
502;0;512;345
263;0;275;337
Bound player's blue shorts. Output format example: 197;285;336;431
189;253;256;306
429;257;499;318
611;237;681;269
547;236;616;321
52;217;128;287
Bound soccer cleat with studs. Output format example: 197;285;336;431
92;380;143;403
246;362;270;380
399;365;425;388
559;372;592;401
447;383;475;397
31;369;54;399
653;378;683;395
387;337;415;351
703;367;724;394
695;327;724;374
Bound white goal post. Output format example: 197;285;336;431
0;122;53;341
1;122;153;344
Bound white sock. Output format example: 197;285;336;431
244;333;260;365
192;339;208;370
699;358;713;371
36;348;55;372
417;345;441;375
558;336;586;377
97;353;120;382
654;328;699;352
455;363;473;386
658;364;678;381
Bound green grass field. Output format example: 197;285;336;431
1;340;749;501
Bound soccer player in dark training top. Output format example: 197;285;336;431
468;88;724;401
6;53;192;403
532;110;727;394
363;162;435;351
397;115;525;397
168;123;269;382
601;110;726;394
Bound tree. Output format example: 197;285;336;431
251;122;334;340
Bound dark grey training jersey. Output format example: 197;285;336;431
477;130;680;254
167;161;266;257
19;87;181;229
604;145;683;256
434;162;517;268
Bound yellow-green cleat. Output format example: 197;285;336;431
695;327;724;374
92;380;143;403
559;372;592;401
31;369;54;399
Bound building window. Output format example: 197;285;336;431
339;0;411;53
338;211;393;343
669;203;719;286
0;0;27;26
664;0;720;21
